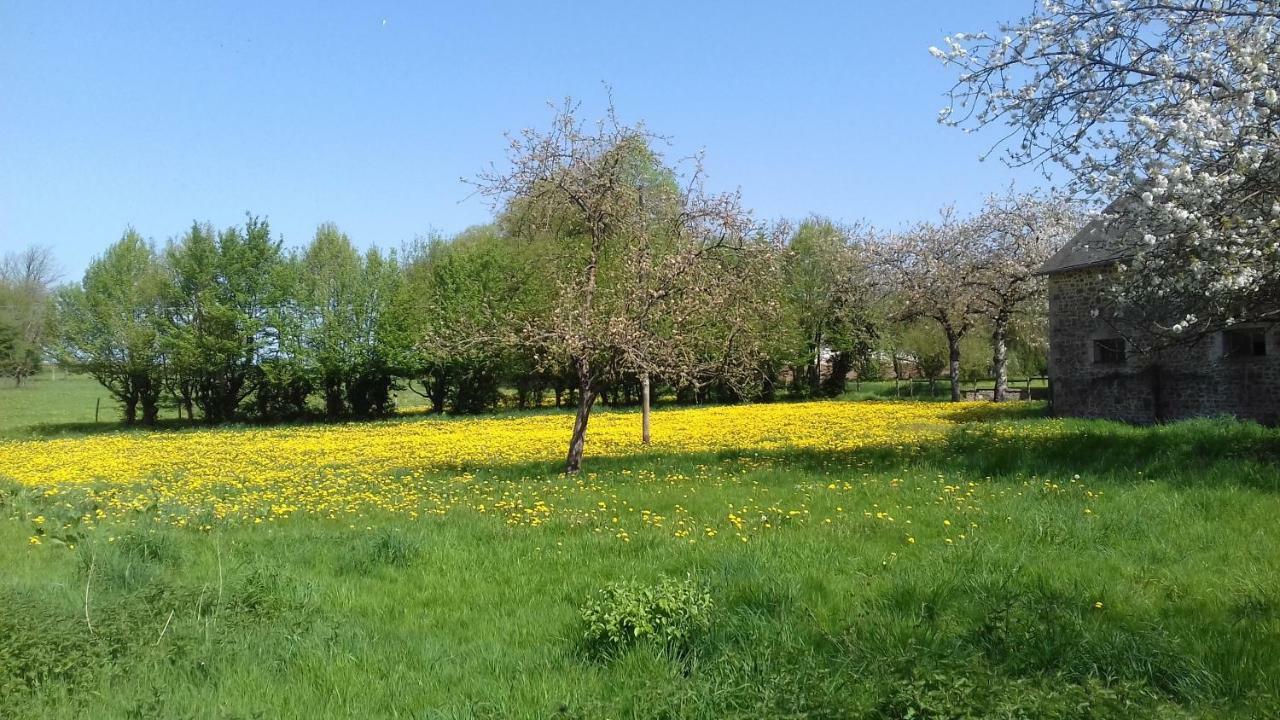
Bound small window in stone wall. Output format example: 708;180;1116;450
1093;338;1126;364
1224;328;1267;358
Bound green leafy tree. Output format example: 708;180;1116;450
347;245;401;417
163;215;285;423
393;227;523;414
780;218;880;398
57;230;166;424
297;223;365;418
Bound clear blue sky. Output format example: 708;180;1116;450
1;1;1043;279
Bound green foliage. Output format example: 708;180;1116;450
57;230;167;425
392;228;527;414
253;357;313;421
162;216;286;423
57;218;411;426
580;576;715;662
890;321;990;383
780;217;880;398
288;225;401;419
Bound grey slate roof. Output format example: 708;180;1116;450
1038;195;1138;275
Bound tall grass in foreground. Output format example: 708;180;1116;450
1;416;1278;718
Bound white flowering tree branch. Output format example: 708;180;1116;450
934;1;1280;336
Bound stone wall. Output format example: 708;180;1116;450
1047;266;1280;425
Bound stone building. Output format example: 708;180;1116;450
1041;215;1279;425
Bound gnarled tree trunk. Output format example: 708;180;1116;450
565;386;598;474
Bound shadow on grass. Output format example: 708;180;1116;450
5;396;1042;442
9;405;573;441
12;417;206;440
478;413;1280;492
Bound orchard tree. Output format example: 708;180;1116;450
876;209;985;402
467;100;774;473
57;230;167;424
934;1;1280;336
970;190;1085;401
0;246;59;386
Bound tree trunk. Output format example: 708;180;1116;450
565;387;598;474
124;393;139;425
992;311;1010;402
641;373;651;445
810;332;822;397
325;380;344;419
142;395;159;426
822;351;852;398
948;333;962;403
430;376;447;414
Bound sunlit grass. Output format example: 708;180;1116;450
2;382;1279;718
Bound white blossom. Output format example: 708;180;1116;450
933;1;1280;333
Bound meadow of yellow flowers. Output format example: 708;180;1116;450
2;400;1029;543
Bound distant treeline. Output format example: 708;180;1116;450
46;215;882;426
10;203;1061;428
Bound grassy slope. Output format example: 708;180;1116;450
1;379;1279;718
0;371;123;437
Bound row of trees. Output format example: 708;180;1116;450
12;104;1083;473
56;220;401;425
877;192;1086;402
16;103;1084;472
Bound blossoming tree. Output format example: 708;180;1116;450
970;190;1085;400
468;101;779;473
933;1;1280;336
875;208;986;402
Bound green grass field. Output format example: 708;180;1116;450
2;374;1279;718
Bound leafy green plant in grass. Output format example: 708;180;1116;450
579;575;714;662
0;588;111;697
